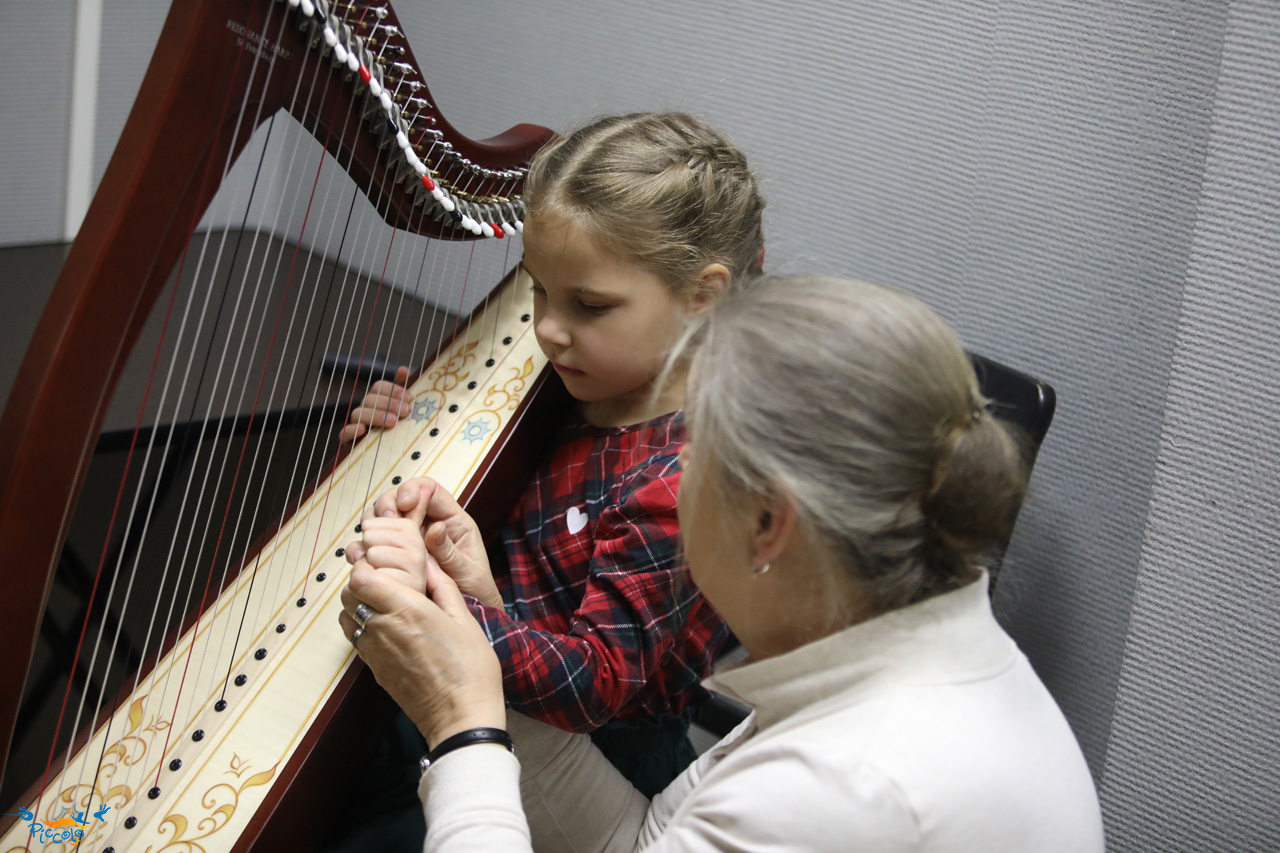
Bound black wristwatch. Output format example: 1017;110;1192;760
419;727;514;773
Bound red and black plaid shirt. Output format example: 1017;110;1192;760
467;410;728;733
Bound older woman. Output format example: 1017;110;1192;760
339;275;1105;852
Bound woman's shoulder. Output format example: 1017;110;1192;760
710;668;1103;850
674;686;1102;851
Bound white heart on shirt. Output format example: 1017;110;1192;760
566;505;588;535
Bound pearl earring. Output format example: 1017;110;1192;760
753;562;771;576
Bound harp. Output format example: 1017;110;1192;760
0;0;568;849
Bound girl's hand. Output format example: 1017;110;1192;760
352;497;433;593
339;558;505;749
350;477;503;609
339;366;413;444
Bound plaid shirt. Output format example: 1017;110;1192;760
468;410;728;733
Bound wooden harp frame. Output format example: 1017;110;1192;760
0;0;569;848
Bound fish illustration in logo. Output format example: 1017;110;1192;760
44;811;89;829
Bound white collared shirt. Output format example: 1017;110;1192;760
423;574;1105;852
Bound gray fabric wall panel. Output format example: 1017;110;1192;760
0;1;75;246
1099;1;1280;847
974;2;1230;775
93;0;169;192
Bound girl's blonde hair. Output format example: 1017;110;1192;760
673;275;1029;618
523;112;765;294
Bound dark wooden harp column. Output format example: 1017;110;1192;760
0;0;567;847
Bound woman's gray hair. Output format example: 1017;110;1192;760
670;275;1028;617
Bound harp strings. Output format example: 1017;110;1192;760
40;0;291;822
58;0;306;821
28;1;528;837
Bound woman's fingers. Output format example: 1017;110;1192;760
347;559;422;614
421;479;466;524
421;554;471;617
425;522;465;574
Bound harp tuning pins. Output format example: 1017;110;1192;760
369;76;383;97
501;221;515;237
492;223;505;239
347;50;360;72
334;42;349;63
421;175;437;192
380;90;393;111
323;26;337;46
396;130;410;149
440;195;455;212
481;222;495;238
359;64;372;83
300;0;315;15
431;187;445;202
373;5;389;18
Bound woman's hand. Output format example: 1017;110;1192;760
348;477;503;609
340;559;506;749
339;365;413;444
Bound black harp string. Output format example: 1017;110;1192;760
54;0;288;825
97;3;299;809
210;19;362;711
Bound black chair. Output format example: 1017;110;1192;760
969;352;1056;467
691;353;1057;739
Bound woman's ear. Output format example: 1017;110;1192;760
753;492;798;568
687;263;732;314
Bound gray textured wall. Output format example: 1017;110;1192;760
1097;1;1280;846
1;0;1276;847
0;1;75;245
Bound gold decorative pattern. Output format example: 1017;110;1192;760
19;696;170;852
425;339;478;393
149;753;277;853
483;356;536;412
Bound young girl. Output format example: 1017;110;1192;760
342;113;765;798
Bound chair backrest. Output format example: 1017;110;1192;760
968;353;1056;586
970;352;1056;460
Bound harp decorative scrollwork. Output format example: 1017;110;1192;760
0;1;568;849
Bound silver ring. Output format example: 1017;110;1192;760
350;626;364;648
354;603;374;629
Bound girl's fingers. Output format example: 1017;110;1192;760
396;483;432;527
344;540;365;564
359;519;420;546
373;491;401;519
364;544;414;572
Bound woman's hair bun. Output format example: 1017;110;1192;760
921;409;1029;569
